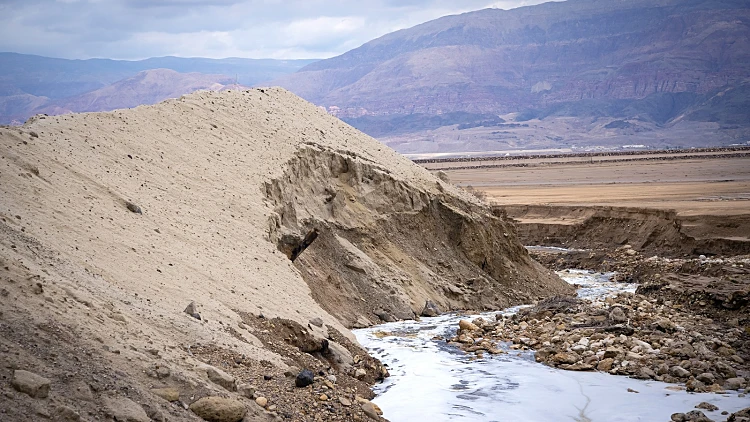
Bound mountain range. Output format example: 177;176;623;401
271;0;750;153
0;53;316;124
2;0;749;152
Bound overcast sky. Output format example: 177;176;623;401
0;0;556;60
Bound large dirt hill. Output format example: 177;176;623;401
0;88;570;421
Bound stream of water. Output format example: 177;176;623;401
353;270;749;422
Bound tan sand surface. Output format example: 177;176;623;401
444;158;750;216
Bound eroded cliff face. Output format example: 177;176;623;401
265;145;571;327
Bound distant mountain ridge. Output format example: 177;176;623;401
0;53;316;124
271;0;750;151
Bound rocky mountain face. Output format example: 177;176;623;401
272;0;750;151
0;53;316;124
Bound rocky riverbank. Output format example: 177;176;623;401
450;287;749;395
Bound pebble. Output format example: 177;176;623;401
255;397;268;407
295;369;315;388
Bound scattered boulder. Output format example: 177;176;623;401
361;400;383;420
724;377;746;390
295;369;315;388
309;317;324;327
727;407;750;422
609;307;627;323
373;309;396;323
11;370;51;398
52;405;81;421
102;395;150;422
551;352;580;365
696;402;719;411
696;373;716;384
421;300;440;317
205;365;236;391
145;363;171;379
189;397;246;422
670;365;691;378
672;410;715;422
458;320;479;331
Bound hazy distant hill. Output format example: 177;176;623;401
272;0;750;152
35;69;241;117
0;53;316;124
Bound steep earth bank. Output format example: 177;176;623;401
0;88;570;421
502;205;750;258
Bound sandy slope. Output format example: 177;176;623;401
0;88;569;421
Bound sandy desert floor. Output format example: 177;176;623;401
436;154;750;217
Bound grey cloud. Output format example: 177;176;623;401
0;0;556;59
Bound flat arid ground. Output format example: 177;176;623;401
429;152;750;217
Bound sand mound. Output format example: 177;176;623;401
0;88;570;421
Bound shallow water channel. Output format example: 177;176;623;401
353;270;749;422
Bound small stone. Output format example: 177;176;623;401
151;388;180;402
696;402;719;411
697;373;716;384
672;413;687;422
458;319;479;331
189;396;246;422
597;358;614;372
724;377;746;390
295;369;315;388
684;410;714;422
184;301;201;320
550;352;580;365
339;397;352;406
237;383;256;399
309;317;324;327
354;368;367;380
205;365;236;391
421;300;440;317
52;405;81;421
327;374;337;383
609;307;627;323
627;388;639;393
361;401;383;420
11;370;51;398
126;201;143;214
255;397;267;408
670;365;691;378
319;394;328;401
